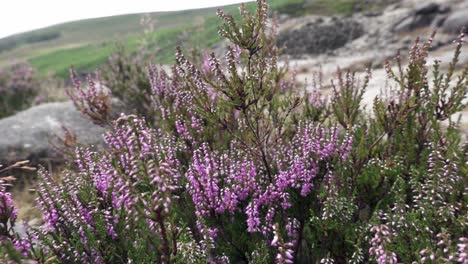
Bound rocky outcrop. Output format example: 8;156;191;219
277;18;364;56
274;0;468;59
0;101;107;164
392;2;450;33
442;8;468;34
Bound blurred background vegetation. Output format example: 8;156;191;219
0;0;377;79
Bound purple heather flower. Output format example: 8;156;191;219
201;52;212;75
67;68;111;125
0;191;17;225
175;118;192;140
225;122;354;238
457;237;467;263
186;143;260;219
13;237;32;257
369;224;398;264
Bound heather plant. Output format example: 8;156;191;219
30;115;184;263
0;62;40;118
0;161;36;262
373;33;467;166
100;45;156;123
67;68;112;126
3;1;467;263
96;15;158;125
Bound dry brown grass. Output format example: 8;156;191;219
12;185;42;222
35;74;70;104
8;163;69;223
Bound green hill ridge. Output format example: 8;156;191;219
0;0;361;78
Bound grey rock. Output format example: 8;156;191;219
442;8;468;34
363;10;383;17
0;101;107;164
414;2;440;15
431;14;448;28
278;14;290;23
277;18;364;56
402;36;412;45
438;5;451;14
393;2;445;33
13;222;27;238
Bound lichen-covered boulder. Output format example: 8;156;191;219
0;101;107;164
277;18;364;56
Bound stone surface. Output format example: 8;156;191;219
277;18;364;57
442;8;468;33
0;101;107;164
392;2;445;32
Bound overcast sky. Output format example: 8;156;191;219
0;0;253;39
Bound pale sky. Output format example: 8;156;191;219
0;0;253;39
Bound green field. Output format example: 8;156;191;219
0;0;364;78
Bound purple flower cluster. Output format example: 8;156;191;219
245;123;352;235
34;114;182;263
419;234;468;263
369;223;398;264
0;190;17;237
308;85;327;109
148;53;211;127
186;144;257;218
271;223;295;264
13;236;32;257
175;115;204;142
67;68;112;125
457;238;467;263
186;122;353;246
413;149;460;221
277;123;353;195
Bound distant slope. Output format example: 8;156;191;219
0;0;359;78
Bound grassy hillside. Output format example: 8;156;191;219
0;0;365;78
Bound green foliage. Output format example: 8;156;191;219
29;42;116;78
0;31;60;54
4;0;353;79
309;0;358;15
100;44;155;121
0;240;23;263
